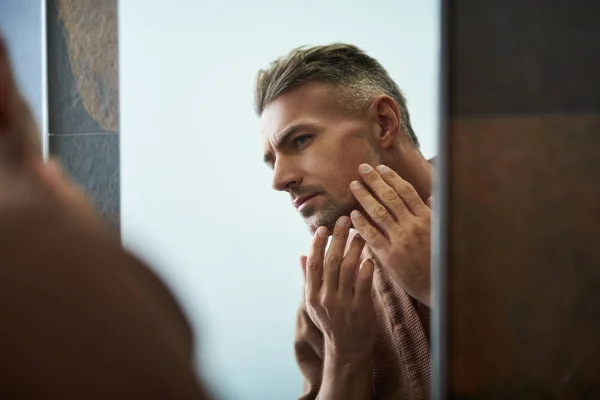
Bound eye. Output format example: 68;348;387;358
293;135;311;148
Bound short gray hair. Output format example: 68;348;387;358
254;43;419;147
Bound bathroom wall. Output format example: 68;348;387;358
46;0;120;231
0;0;47;155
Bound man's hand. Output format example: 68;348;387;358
349;163;432;307
301;216;377;399
301;216;377;358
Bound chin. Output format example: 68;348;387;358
301;197;352;235
304;217;321;236
307;224;318;236
303;213;340;236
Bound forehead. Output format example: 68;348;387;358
260;82;345;144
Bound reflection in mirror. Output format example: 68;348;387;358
119;0;439;398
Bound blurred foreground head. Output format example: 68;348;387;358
0;36;213;399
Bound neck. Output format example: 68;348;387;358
385;144;433;202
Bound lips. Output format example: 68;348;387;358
293;194;318;209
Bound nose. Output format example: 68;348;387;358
271;157;302;192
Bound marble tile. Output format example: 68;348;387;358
49;133;120;232
47;0;119;134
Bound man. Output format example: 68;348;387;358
256;44;433;399
0;36;214;399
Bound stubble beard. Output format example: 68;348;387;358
301;193;354;235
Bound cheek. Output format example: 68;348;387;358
307;138;374;196
323;169;361;205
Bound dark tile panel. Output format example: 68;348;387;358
446;114;600;398
49;133;120;233
450;0;600;115
46;0;119;134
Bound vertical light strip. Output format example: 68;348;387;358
40;0;49;159
431;0;447;398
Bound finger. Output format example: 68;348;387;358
305;226;328;301
350;209;386;251
323;216;350;295
357;163;410;223
338;234;366;301
350;180;398;238
375;164;428;216
354;258;375;302
0;36;42;167
343;229;360;257
300;255;307;286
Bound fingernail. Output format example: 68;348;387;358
316;226;328;237
376;165;389;173
351;210;361;220
337;216;350;227
358;164;373;173
350;180;361;189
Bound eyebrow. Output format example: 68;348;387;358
263;123;312;164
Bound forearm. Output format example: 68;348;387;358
318;353;373;400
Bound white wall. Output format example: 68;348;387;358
118;1;439;399
0;0;47;157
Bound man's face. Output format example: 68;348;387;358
261;82;381;234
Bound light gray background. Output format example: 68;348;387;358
0;0;47;155
119;1;440;398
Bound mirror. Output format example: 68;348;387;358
118;0;440;398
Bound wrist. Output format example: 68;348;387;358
323;338;374;364
325;353;373;377
321;349;373;400
323;342;373;367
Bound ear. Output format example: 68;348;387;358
369;96;401;150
